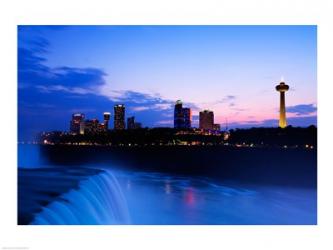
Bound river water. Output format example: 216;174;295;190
18;144;317;225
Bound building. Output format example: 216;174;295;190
213;123;221;131
79;121;85;135
70;113;85;134
103;112;111;130
275;80;289;128
183;108;192;128
199;110;214;130
127;116;135;129
84;119;99;134
127;116;142;129
114;104;125;130
97;123;106;133
134;122;142;129
174;100;184;129
174;100;192;129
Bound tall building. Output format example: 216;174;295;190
275;80;289;128
84;119;99;134
103;112;111;130
97;123;106;133
199;110;214;130
127;116;135;129
70;113;85;134
79;121;85;135
183;108;192;128
174;100;184;129
114;104;125;130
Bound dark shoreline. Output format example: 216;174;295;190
37;144;317;188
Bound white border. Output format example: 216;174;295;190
1;0;333;249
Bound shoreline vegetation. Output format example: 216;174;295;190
30;126;317;149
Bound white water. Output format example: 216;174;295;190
31;170;130;225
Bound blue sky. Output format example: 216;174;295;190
18;25;317;140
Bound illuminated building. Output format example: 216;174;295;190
174;100;184;128
213;123;221;131
199;110;214;130
114;104;125;130
97;123;106;132
174;100;192;129
127;116;135;129
223;131;230;141
83;120;93;134
103;112;111;130
70;113;85;134
275;80;289;128
183;108;192;128
79;121;85;135
84;119;99;134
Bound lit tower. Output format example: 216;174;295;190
114;104;125;130
183;108;192;128
174;100;184;129
103;112;111;130
199;110;214;130
275;80;289;128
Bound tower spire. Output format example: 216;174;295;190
275;79;289;128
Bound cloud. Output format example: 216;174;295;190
215;95;236;104
18;33;184;140
228;115;317;129
52;67;107;87
192;115;199;121
286;104;317;116
199;95;236;108
35;85;95;95
156;120;173;126
131;106;151;112
153;103;172;110
129;102;173;113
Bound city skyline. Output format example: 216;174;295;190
18;25;317;140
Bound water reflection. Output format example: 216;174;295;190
18;144;317;225
126;180;131;190
164;180;172;194
184;187;195;205
110;170;316;224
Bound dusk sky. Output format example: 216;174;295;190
18;25;317;140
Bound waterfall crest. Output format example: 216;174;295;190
31;170;130;225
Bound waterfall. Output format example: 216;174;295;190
31;170;130;225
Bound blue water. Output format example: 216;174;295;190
18;145;317;225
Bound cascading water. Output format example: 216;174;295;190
31;170;130;225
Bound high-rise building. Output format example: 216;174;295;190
213;123;221;131
183;108;192;128
84;119;99;134
114;104;125;130
70;113;85;134
275;80;289;128
199;110;214;130
97;123;106;133
174;100;184;129
127;116;135;129
103;112;111;130
79;121;85;135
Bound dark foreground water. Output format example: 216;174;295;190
18;144;317;225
